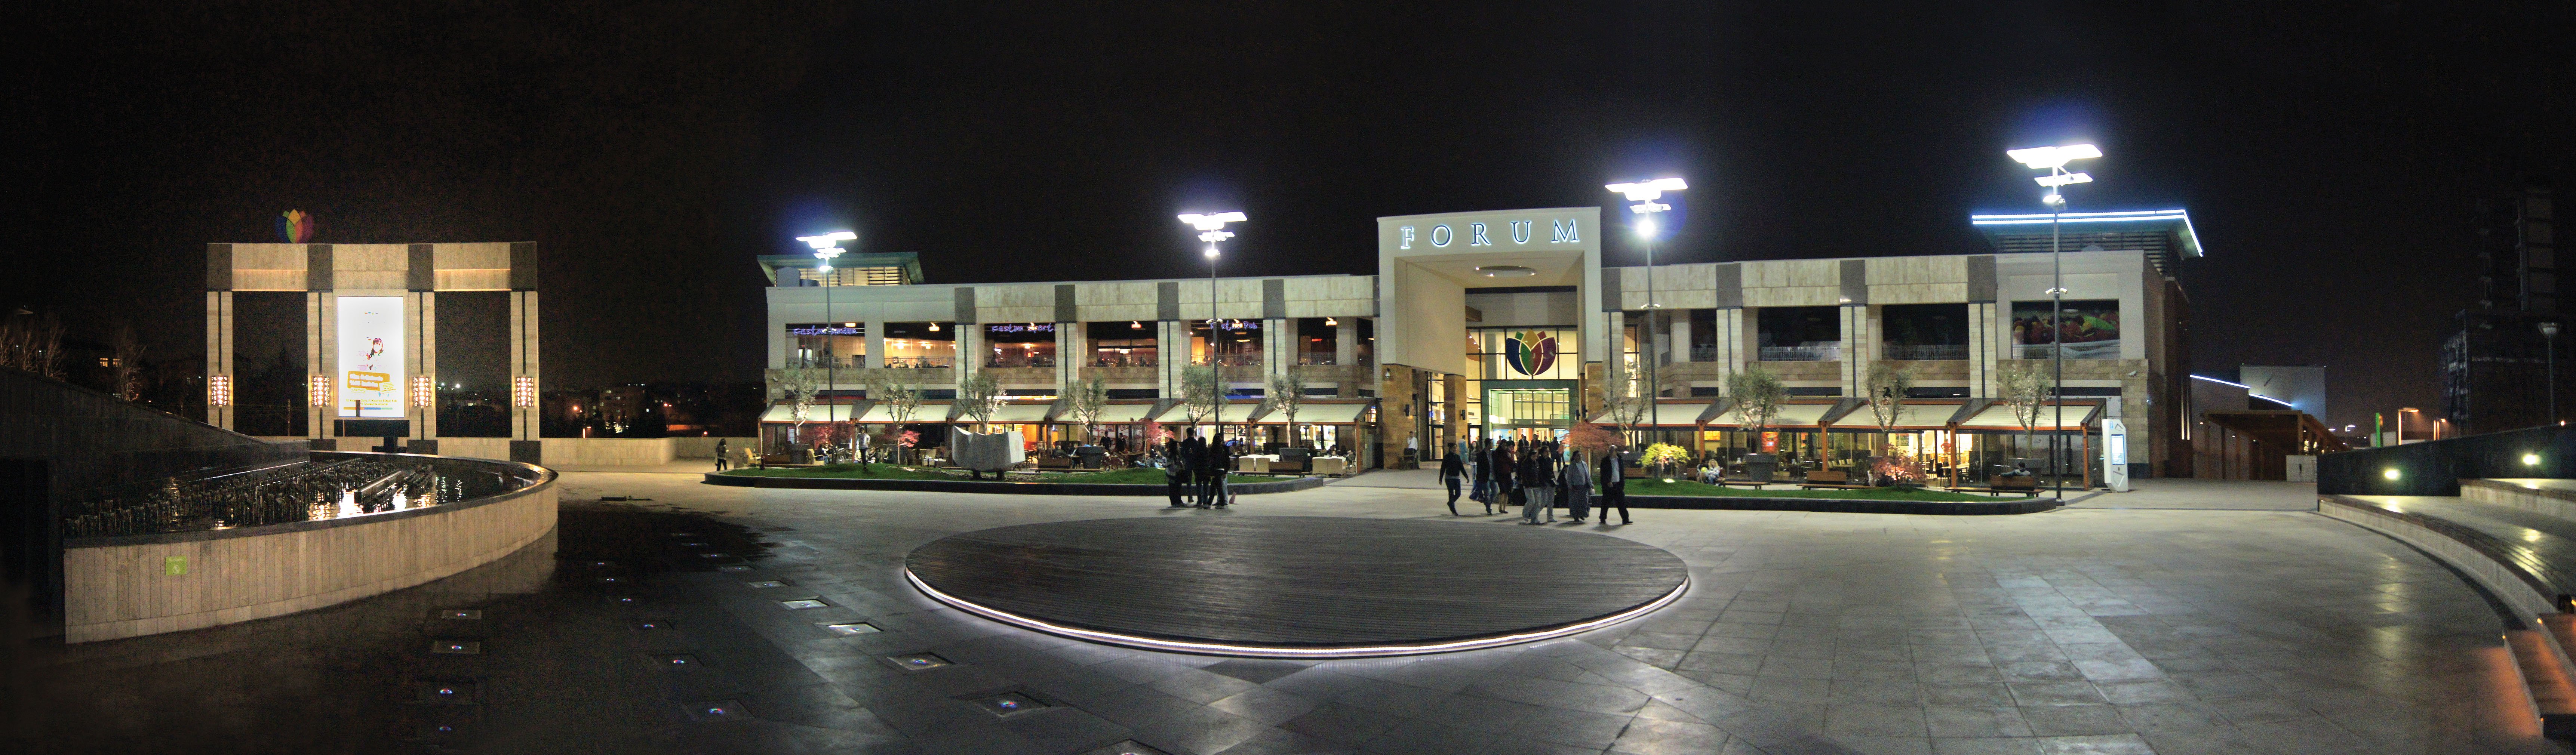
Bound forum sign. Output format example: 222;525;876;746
337;296;404;417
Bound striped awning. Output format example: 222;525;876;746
1704;402;1838;429
1584;402;1714;427
1829;402;1968;431
760;403;859;422
855;402;948;424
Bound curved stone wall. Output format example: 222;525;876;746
61;453;557;643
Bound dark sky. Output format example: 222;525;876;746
13;1;2573;430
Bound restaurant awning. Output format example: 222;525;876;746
978;403;1057;424
855;401;949;424
1827;402;1971;431
1704;402;1839;429
1149;401;1266;424
1072;403;1162;423
1956;401;2100;431
1246;402;1374;424
1585;401;1715;427
760;403;861;423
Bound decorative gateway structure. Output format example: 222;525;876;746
756;207;2200;481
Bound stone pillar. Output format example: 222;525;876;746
957;323;983;380
1157;320;1182;399
509;291;541;441
1840;304;1870;397
1719;308;1746;379
1604;310;1626;389
1334;318;1358;368
1969;302;1999;397
206;291;233;430
864;320;886;370
1671;313;1692;363
317;292;338;440
1056;321;1080;388
1263;318;1289;382
409;291;438;440
306;292;324;440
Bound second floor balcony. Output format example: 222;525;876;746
1882;344;1968;361
785;355;955;369
986;354;1057;369
1758;343;1842;362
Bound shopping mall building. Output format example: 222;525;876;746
760;207;2200;481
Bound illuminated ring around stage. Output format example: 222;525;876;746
902;516;1691;658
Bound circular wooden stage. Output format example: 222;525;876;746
903;516;1690;657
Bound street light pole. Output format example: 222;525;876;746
1608;178;1687;448
796;231;856;449
2545;321;2561;425
2008;144;2100;503
1180;212;1246;452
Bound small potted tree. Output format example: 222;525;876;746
1726;366;1787;483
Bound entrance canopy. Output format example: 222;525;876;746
1956;401;2100;432
1247;403;1374;425
1704;401;1837;429
1586;401;1714;427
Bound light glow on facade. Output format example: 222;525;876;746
207;375;232;407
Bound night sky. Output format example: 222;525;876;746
13;2;2573;430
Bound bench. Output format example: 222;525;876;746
1798;470;1873;490
1037;456;1077;470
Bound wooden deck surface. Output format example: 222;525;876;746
905;516;1688;647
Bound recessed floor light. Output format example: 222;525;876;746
716;565;754;572
431;640;482;654
437;609;481;620
821;622;879;635
780;599;828;610
1082;741;1174;755
970;692;1046;717
634;619;673;631
745;580;786;589
886;653;950;670
652;654;703;670
683;700;746;722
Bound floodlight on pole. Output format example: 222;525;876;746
1608;178;1687;450
1180;211;1248;454
797;230;859;410
2004;142;2100;504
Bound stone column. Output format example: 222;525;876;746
1263;318;1288;382
1334;317;1358;367
306;292;324;440
317;292;338;441
1604;310;1626;389
1056;321;1080;388
410;291;438;440
1671;313;1692;363
1969;302;1999;397
206;291;233;430
956;323;983;380
509;290;540;442
864;320;886;370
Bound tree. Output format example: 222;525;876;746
1565;423;1620;459
1725;365;1787;447
1997;360;2055;468
958;369;1004;432
1862;361;1915;480
0;309;64;379
1067;373;1110;445
778;363;825;454
110;319;146;401
866;373;926;465
1266;372;1304;446
1178;365;1220;429
1602;369;1654;446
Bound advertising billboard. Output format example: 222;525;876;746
337;296;405;418
2011;299;2120;360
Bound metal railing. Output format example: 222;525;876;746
1199;355;1263;367
1882;344;1968;361
61;457;495;538
1297;354;1336;366
1092;355;1159;368
986;354;1058;368
1688;346;1722;362
1757;343;1843;362
882;356;955;369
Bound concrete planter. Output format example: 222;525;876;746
703;473;1327;496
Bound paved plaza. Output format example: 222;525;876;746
15;471;2568;755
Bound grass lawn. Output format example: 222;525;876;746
1623;479;2005;502
1035;468;1276;486
718;464;969;480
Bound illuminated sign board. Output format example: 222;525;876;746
986;323;1055;334
789;325;861;335
336;296;405;418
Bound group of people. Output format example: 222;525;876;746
1159;434;1238;509
1436;438;1630;525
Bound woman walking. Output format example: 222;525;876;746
1562;446;1593;523
1494;440;1519;515
1522;442;1558;524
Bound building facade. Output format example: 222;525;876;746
763;207;2200;478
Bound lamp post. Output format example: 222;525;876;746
1607;178;1687;446
1180;212;1246;451
2007;143;2100;503
2545;321;2562;425
797;231;856;440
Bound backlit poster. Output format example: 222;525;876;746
337;296;404;417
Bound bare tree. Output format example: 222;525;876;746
1602;368;1654;445
1178;365;1220;429
958;369;1004;432
1997;360;2054;474
1068;373;1110;446
0;309;65;379
865;373;925;464
1265;372;1303;446
778;363;825;456
110;319;146;401
1862;361;1915;479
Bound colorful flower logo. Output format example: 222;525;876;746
1505;330;1558;376
279;210;314;243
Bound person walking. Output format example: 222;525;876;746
1599;446;1632;525
1469;439;1492;512
1439;446;1466;515
1494;440;1520;515
714;439;729;471
1562;446;1593;523
1522;442;1558;524
1163;437;1189;508
1201;437;1229;508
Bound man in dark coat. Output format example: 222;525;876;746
1599;445;1632;525
1180;435;1206;506
1164;438;1189;508
1438;447;1466;515
1202;438;1231;508
1493;440;1519;514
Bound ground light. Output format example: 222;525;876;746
2385;469;2401;481
2526;453;2542;466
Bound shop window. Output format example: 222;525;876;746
1086;321;1156;367
1688;309;1718;362
2012;300;2120;359
1297;317;1338;365
985;323;1057;368
786;322;863;369
1191;320;1261;366
1881;303;1968;361
882;322;954;368
1756;306;1841;361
